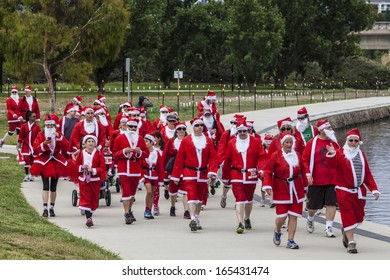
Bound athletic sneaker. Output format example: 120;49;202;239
347;241;358;254
0;139;4;148
49;208;55;217
153;206;160;216
244;218;252;230
325;227;336;238
164;189;169;199
236;223;244;234
220;196;227;208
273;230;282;246
306;219;315;233
210;185;215;195
42;209;48;217
183;210;191;219
286;239;299;249
29;175;35;181
189;220;198;232
170;206;176;217
195;218;202;230
23;175;30;182
86;218;94;227
144;210;154;219
259;199;265;207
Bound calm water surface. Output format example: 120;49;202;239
335;120;390;227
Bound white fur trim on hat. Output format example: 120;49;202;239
66;107;77;114
127;120;138;126
144;134;155;142
318;122;331;131
94;108;105;115
263;140;272;145
83;135;97;144
44;120;56;125
280;134;295;145
236;124;248;131
191;119;204;126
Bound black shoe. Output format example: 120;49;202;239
170;206;176;217
210;185;216;195
164;189;169;200
42;209;48;217
49;208;55;217
125;213;133;224
183;210;191;219
128;211;136;222
244;218;252;230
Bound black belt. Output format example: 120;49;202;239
184;165;207;172
232;166;257;173
127;158;137;162
274;173;301;183
143;167;156;171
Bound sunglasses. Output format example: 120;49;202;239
128;126;137;129
348;139;359;143
132;114;140;117
238;130;248;134
11;91;18;93
194;124;204;127
297;117;306;121
161;111;168;114
176;127;186;131
280;127;292;132
230;121;237;125
204;114;211;117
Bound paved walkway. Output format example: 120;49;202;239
1;97;390;260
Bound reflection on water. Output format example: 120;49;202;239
335;120;390;227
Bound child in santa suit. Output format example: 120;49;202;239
74;135;107;227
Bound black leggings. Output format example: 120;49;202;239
42;177;59;192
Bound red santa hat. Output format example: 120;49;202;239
130;107;140;115
297;106;308;118
93;100;102;106
280;132;295;145
127;118;139;127
144;134;155;143
175;121;187;130
65;103;77;114
98;93;106;102
24;85;32;92
83;134;98;145
160;105;168;112
206;90;217;100
232;114;244;122
190;118;204;127
83;105;94;114
277;117;294;130
73;96;83;104
246;120;254;128
120;116;129;123
263;134;273;145
236;117;248;131
139;107;146;117
122;102;132;108
94;105;105;115
11;85;18;93
168;107;174;113
317;119;331;131
346;128;363;144
44;114;59;125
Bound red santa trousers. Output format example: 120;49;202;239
275;195;303;217
168;179;187;195
79;181;100;213
120;175;139;200
232;183;257;204
185;180;207;204
336;189;365;231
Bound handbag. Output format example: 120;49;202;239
166;156;176;172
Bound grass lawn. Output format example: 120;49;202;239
0;153;120;260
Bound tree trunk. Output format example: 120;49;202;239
43;60;55;114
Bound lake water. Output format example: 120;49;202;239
335;120;390;227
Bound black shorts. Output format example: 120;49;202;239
306;185;337;210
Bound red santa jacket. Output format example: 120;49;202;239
326;148;378;199
293;125;318;146
268;134;305;157
18;121;41;156
160;125;176;143
75;148;107;183
32;131;69;166
263;150;307;204
112;133;149;177
197;100;221;121
201;116;225;148
141;149;165;185
217;129;236;166
63;102;83;116
222;135;268;185
19;95;41;122
113;112;130;130
68;119;107;153
170;134;218;183
6;97;22;123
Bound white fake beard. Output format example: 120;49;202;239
203;116;214;129
191;134;206;150
343;143;360;160
44;127;56;139
173;137;182;150
230;126;237;136
146;149;158;165
282;149;299;167
296;119;308;133
236;135;250;153
166;127;175;139
11;93;19;104
98;115;108;127
324;129;337;142
84;120;95;134
160;113;167;124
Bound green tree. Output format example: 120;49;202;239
0;0;129;113
225;0;285;89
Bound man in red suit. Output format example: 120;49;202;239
201;108;225;148
171;118;219;232
302;119;340;237
19;85;41;123
197;90;221;121
294;106;318;146
222;118;268;233
63;95;83;116
113;119;149;224
68;105;107;155
0;86;23;147
326;128;380;254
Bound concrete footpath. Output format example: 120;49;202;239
1;97;390;260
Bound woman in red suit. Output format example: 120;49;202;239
263;133;308;249
30;114;69;217
74;135;107;227
326;128;380;254
17;110;41;181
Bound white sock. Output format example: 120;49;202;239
326;221;333;229
307;216;314;222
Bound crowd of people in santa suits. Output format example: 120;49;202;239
2;86;381;254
